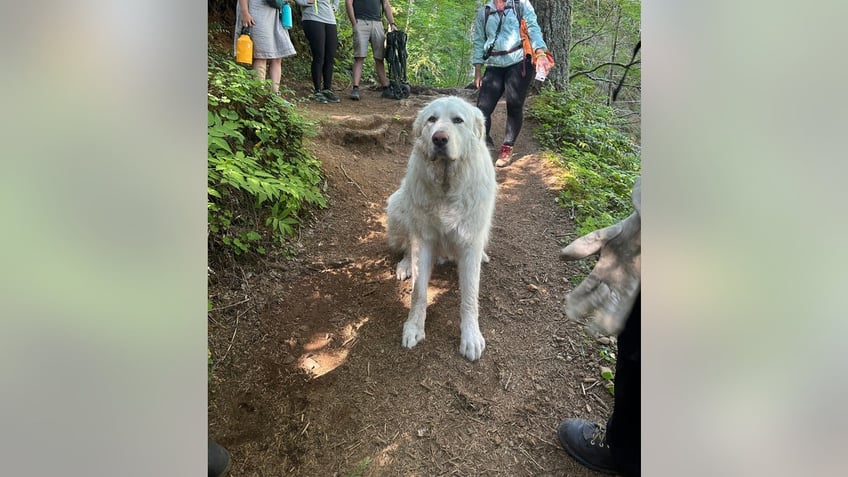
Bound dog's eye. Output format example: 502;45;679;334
427;116;437;123
452;117;464;124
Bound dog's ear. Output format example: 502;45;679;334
472;106;486;141
412;106;428;139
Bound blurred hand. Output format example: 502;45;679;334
241;11;255;27
561;178;641;336
474;73;482;89
535;54;551;72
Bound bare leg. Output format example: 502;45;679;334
352;57;365;86
268;58;282;93
375;58;389;87
252;58;267;80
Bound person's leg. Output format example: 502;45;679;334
301;20;325;93
323;23;339;91
502;56;535;146
606;294;641;475
350;19;368;99
351;57;365;87
371;22;389;87
375;59;389;88
475;66;507;147
268;58;282;93
252;58;268;81
557;294;641;476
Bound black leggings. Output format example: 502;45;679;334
301;20;338;92
476;55;535;146
607;293;641;476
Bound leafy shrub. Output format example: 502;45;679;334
528;82;640;236
208;50;327;257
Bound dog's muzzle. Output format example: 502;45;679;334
430;130;451;159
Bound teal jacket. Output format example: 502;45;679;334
471;0;547;68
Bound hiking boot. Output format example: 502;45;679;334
350;86;360;101
208;439;232;477
381;86;395;99
557;419;618;475
311;91;328;103
495;144;513;167
321;89;341;103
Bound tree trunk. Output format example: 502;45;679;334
532;0;571;92
606;7;621;105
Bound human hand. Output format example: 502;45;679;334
535;53;551;72
241;11;255;27
474;72;482;89
560;178;641;336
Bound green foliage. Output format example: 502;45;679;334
330;0;477;88
570;0;641;96
208;49;327;257
599;365;615;396
529;83;640;236
396;1;477;87
348;456;372;477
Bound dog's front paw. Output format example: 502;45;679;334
402;319;426;349
459;330;486;361
396;255;412;281
482;251;490;264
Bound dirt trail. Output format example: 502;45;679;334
208;86;612;476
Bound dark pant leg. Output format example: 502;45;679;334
476;66;507;141
502;55;535;145
301;20;326;92
322;23;338;91
606;293;641;476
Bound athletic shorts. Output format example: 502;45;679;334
352;19;385;60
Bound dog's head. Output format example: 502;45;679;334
412;96;486;161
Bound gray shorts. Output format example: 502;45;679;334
352;19;385;60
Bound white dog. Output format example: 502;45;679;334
386;96;497;361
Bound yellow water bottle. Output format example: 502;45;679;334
236;26;253;65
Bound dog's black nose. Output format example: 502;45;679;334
432;131;449;147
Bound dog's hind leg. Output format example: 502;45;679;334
457;248;486;361
402;240;433;349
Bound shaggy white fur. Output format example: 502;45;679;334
386;96;497;361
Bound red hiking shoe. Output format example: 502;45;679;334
495;144;513;167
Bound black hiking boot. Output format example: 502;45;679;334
208;439;231;477
557;418;618;475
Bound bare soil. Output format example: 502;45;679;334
208;84;614;476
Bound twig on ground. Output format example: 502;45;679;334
530;433;559;448
339;163;369;199
519;448;546;472
589;392;610;413
209;296;250;312
218;306;249;365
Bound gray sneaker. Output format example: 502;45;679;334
311;91;328;103
350;87;360;100
321;89;341;103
